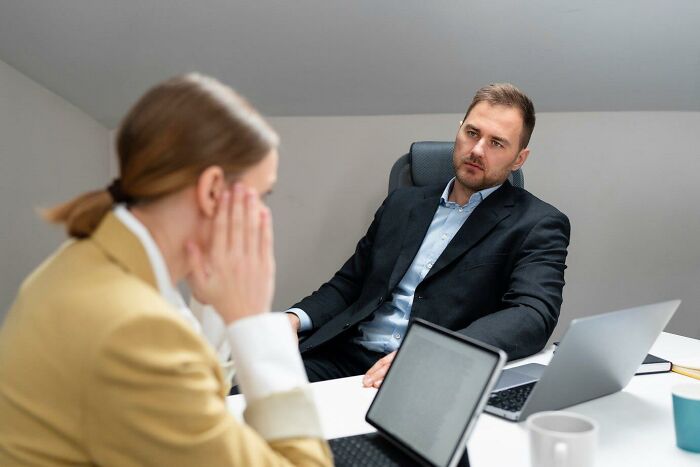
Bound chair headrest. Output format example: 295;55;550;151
409;141;455;187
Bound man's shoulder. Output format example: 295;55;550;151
508;185;569;223
385;185;443;205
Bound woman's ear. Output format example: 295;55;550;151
196;166;226;217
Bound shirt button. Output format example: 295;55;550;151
442;234;448;240
459;208;464;212
393;333;401;339
426;262;433;269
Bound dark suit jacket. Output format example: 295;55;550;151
293;181;571;360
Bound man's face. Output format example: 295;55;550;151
452;102;529;195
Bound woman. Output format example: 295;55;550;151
0;74;331;466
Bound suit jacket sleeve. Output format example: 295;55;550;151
85;313;331;467
291;193;392;329
459;211;571;360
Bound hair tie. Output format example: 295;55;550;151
106;179;133;204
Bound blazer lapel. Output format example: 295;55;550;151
424;182;516;282
387;192;441;291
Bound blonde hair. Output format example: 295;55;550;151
44;73;279;238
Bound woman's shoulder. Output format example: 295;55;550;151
13;237;194;345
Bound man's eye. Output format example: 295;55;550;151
492;140;503;148
467;130;478;138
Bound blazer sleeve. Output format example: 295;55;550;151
291;193;392;329
459;211;571;360
85;313;332;467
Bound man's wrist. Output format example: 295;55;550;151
286;311;301;332
286;308;313;332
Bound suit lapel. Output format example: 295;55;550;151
424;182;516;282
387;192;441;291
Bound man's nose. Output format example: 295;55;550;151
472;138;487;156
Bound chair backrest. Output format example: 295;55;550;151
388;141;524;194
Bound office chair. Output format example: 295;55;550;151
388;141;524;194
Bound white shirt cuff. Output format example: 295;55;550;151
226;313;308;402
286;308;313;332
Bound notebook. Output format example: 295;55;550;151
329;318;506;467
486;300;679;422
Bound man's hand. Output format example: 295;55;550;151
286;312;300;343
362;351;396;388
287;312;301;332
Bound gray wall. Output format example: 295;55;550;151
0;59;110;318
267;112;700;341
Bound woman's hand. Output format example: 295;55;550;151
186;184;275;324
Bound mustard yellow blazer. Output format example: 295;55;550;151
0;213;331;466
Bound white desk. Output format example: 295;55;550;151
228;332;700;466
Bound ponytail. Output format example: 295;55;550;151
42;189;113;239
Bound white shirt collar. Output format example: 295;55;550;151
112;204;202;334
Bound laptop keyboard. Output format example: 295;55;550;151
488;381;536;412
328;433;420;467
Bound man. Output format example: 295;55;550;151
287;83;570;386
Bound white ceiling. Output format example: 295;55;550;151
0;0;698;127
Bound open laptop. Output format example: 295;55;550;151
486;300;680;422
329;318;507;467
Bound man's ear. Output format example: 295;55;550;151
196;166;226;218
512;148;530;172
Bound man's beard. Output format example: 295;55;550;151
453;156;487;192
453;155;510;192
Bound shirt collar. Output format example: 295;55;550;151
440;178;502;208
113;205;202;333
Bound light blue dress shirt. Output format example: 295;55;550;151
289;179;500;354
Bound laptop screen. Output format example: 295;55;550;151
366;320;502;466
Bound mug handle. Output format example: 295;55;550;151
554;442;568;467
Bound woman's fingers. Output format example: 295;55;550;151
192;182;275;324
260;206;273;260
211;189;230;256
259;206;275;309
244;189;261;256
230;184;245;256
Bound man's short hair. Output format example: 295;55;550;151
463;83;535;150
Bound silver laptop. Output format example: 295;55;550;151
485;300;680;422
329;318;507;467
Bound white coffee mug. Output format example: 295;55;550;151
526;411;598;467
